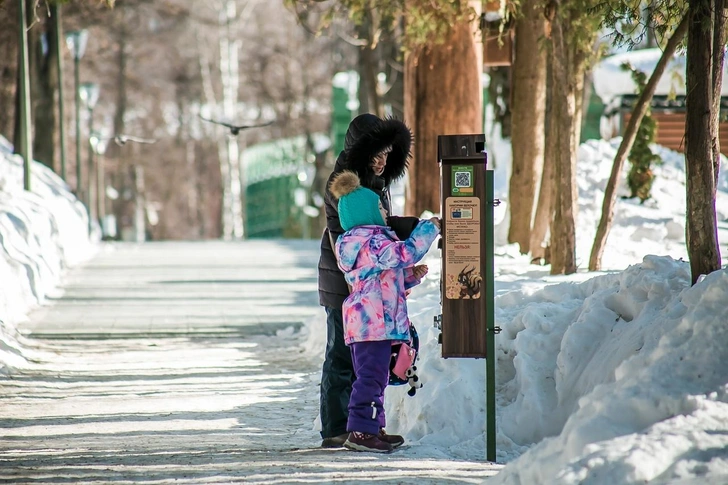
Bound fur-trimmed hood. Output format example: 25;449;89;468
342;114;412;187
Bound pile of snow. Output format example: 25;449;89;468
303;137;728;483
489;256;728;484
0;138;96;373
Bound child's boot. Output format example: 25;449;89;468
378;428;405;448
344;431;394;453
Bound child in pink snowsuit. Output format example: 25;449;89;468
329;170;440;453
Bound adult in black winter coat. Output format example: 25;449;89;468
318;113;419;448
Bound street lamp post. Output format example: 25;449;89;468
79;82;99;236
53;4;68;182
18;0;33;191
65;29;88;196
90;132;108;237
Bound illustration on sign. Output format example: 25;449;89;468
451;165;474;196
455;265;482;299
444;196;481;299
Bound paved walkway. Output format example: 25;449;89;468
0;241;500;484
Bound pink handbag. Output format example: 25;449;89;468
390;342;416;380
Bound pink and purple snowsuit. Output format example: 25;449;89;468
335;220;439;434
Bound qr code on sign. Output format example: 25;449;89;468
454;171;471;188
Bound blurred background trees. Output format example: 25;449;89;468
2;0;354;240
2;0;725;283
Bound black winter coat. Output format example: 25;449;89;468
317;114;419;308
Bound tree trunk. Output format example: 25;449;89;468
28;2;58;171
487;66;511;140
113;21;128;142
530;58;555;263
110;13;133;241
685;0;724;284
218;1;243;239
508;0;547;254
14;69;22;154
710;0;727;187
382;37;405;119
357;18;384;119
589;14;689;271
0;2;18;142
548;9;578;275
404;19;482;216
572;53;587;149
12;0;22;154
361;45;383;118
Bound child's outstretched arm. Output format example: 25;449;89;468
374;219;440;271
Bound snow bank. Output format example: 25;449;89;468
489;257;728;484
0;139;96;373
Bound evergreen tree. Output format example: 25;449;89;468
623;63;661;203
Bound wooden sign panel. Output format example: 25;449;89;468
438;135;488;358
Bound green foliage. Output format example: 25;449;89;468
543;0;605;77
285;0;476;49
623;62;662;203
288;0;687;54
560;0;604;50
402;1;475;48
590;0;686;50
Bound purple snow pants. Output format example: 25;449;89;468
347;340;392;435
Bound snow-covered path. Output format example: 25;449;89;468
0;241;501;484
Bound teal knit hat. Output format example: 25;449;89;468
329;171;386;231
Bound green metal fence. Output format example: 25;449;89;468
331;71;359;156
243;134;327;238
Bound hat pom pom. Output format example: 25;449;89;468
329;171;361;200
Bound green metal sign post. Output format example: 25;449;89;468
485;160;497;463
437;134;497;462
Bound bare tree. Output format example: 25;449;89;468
26;0;60;171
589;14;689;271
685;0;726;284
530;60;555;264
546;1;600;275
0;1;19;142
507;0;547;254
59;0;340;240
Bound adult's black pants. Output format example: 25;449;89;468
319;306;354;439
